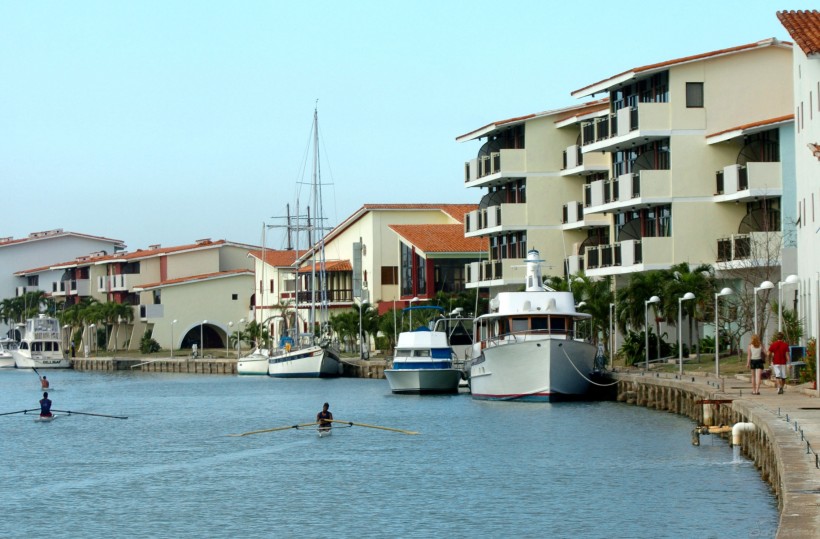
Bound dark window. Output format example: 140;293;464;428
686;82;704;108
232;294;238;300
381;266;398;285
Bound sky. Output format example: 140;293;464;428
0;1;808;250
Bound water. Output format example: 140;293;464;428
0;370;778;538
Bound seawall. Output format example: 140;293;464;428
613;371;820;538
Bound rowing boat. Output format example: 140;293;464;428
317;428;332;438
34;415;56;422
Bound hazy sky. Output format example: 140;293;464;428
0;1;803;250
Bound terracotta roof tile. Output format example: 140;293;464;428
297;260;352;273
389;224;488;254
706;114;794;138
0;229;125;249
778;10;820;56
249;249;299;267
135;269;253;290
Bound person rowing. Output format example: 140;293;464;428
40;375;49;389
316;402;333;433
39;392;53;418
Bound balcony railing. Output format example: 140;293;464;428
585;240;644;270
580;103;670;147
464;149;526;182
716;232;783;263
297;289;354;303
139;304;165;319
717;163;781;196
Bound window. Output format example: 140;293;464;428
232;294;238;301
381;266;398;285
686;82;704;108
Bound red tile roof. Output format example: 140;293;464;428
706;114;794;138
248;249;299;267
134;269;253;290
572;38;791;97
778;10;820;56
297;260;352;273
0;229;125;249
389;224;488;254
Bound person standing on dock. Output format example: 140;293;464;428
39;392;52;418
317;402;333;432
768;332;790;395
746;334;766;395
40;375;49;389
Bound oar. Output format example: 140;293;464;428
51;409;128;420
328;419;419;435
0;409;39;417
227;421;321;437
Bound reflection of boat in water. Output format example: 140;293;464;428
468;249;595;402
237;348;270;375
0;338;17;368
12;315;71;369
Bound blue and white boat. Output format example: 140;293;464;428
385;320;464;394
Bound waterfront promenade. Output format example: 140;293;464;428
613;369;820;538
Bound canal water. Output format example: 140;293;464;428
0;369;777;538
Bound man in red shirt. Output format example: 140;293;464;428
768;332;791;394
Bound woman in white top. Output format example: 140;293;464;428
746;334;766;395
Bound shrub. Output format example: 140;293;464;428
139;331;160;354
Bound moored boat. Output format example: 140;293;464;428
268;343;342;378
12;315;71;369
237;348;270;375
0;338;16;368
385;323;463;394
468;249;596;402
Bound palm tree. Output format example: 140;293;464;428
572;274;614;352
615;270;668;336
662;263;715;362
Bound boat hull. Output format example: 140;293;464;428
384;368;463;394
13;352;72;369
237;351;270;375
0;355;15;368
268;346;342;378
469;339;596;402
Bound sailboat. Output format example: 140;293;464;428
268;106;342;378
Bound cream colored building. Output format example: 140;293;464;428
458;100;612;292
779;11;820;351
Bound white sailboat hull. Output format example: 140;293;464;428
237;350;270;375
268;346;342;378
469;338;596;402
0;354;15;368
13;351;71;369
384;368;462;394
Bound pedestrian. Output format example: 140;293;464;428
40;375;49;389
746;334;766;395
316;402;333;432
39;392;52;418
768;332;791;394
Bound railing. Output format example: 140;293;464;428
108;274;128;291
585;240;643;270
297;289;354;303
716;234;752;262
715;170;724;194
483;328;582;348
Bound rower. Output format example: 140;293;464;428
39;392;52;418
316;402;332;431
40;375;49;389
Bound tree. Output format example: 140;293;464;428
661;263;715;362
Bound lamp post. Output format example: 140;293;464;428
89;324;96;356
576;302;586;340
715;287;733;378
409;296;419;329
227;321;233;358
754;280;775;336
237;318;245;358
393;298;398;343
678;292;695;376
609;302;615;365
644;296;660;370
778;274;799;333
201;320;207;358
171;319;177;358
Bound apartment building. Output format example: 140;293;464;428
778;10;820;344
2;229;125;300
570;38;794;288
458;100;611;293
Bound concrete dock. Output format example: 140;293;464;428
613;370;820;538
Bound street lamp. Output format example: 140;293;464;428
644;296;660;370
200;320;207;358
237;318;245;358
227;321;233;358
409;296;420;329
171;319;178;358
715;287;734;377
754;280;775;336
678;292;695;376
609;302;615;366
778;274;799;333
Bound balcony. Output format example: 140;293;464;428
464;149;526;187
562;202;609;230
715;231;783;269
465;203;526;236
564;254;585;276
297;289;354;304
16;286;40;297
584;237;673;275
580;102;671;153
585;170;672;214
714;162;782;203
140;304;165;320
465;258;526;287
107;274;129;292
561;144;608;176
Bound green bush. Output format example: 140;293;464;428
139;331;160;354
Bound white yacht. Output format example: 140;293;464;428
12;315;71;369
385;326;463;394
268;340;342;378
468;249;596;402
237;348;270;375
0;338;17;368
